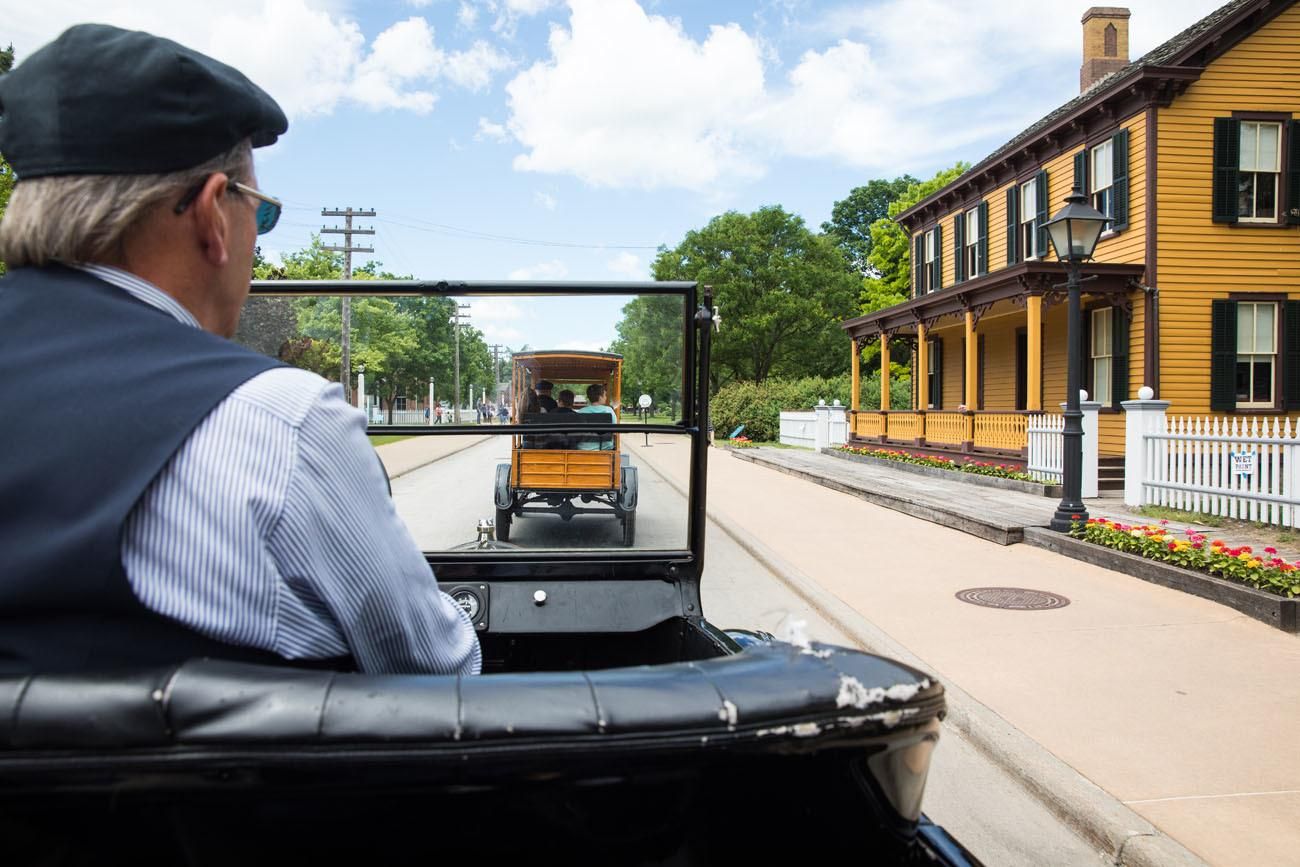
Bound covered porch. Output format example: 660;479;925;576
843;261;1145;460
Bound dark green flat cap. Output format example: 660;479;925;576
0;23;288;179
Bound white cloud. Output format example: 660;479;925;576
508;260;569;280
506;0;767;190
501;0;1227;190
533;191;558;211
607;252;642;277
476;117;511;142
471;298;527;320
458;2;479;29
406;0;434;7
481;0;560;37
8;1;516;120
444;40;515;91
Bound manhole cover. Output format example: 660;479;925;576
955;587;1070;610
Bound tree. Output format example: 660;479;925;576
608;294;684;412
651;206;859;390
858;163;969;317
0;45;16;277
821;176;917;275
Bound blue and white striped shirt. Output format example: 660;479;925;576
79;265;481;676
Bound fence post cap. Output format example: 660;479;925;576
832;399;842;407
817;399;827;407
1138;385;1155;400
1120;399;1171;411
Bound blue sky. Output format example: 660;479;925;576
11;0;1226;348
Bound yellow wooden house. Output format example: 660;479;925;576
843;0;1300;484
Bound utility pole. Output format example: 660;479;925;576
487;343;503;393
321;207;376;406
452;303;470;423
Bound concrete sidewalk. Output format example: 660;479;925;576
627;438;1300;867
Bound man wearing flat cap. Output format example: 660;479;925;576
0;25;480;676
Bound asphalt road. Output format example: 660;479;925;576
392;437;1106;865
391;435;688;550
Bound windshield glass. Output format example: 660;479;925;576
237;288;690;552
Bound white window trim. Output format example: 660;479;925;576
1020;179;1038;260
1239;121;1282;223
1090;308;1113;406
964;208;981;277
1236;301;1278;408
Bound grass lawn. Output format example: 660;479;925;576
1136;504;1299;548
368;435;412;447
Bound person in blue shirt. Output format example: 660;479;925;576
0;24;480;677
577;383;617;450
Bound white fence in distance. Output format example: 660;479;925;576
778;401;849;449
1140;414;1300;528
1027;412;1064;484
779;411;817;448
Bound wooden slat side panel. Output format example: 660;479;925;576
516;450;617;489
1155;2;1300;418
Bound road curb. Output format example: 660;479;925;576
635;445;1208;867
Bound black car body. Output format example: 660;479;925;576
0;279;979;864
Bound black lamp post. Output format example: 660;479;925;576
1044;189;1108;532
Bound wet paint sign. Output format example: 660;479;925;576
1232;451;1257;477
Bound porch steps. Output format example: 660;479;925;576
729;448;1056;546
1098;456;1125;496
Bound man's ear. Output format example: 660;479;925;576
189;173;232;268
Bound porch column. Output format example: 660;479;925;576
1026;294;1043;411
850;338;861;412
963;311;977;409
916;322;928;410
879;334;891;411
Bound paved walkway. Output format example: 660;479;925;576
626;438;1300;867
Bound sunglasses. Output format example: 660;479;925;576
174;177;282;235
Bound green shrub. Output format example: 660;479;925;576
711;371;909;442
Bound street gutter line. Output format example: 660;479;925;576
1125;789;1300;805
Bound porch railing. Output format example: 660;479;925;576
849;410;1029;452
974;413;1028;452
925;412;971;447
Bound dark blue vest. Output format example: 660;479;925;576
0;265;339;673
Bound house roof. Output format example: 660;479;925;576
894;0;1286;228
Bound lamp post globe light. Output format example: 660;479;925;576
1044;189;1109;532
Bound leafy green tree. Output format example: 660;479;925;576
608;294;684;412
822;176;917;275
651;206;858;390
0;45;16;277
859;163;969;316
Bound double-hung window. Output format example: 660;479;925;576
1090;309;1113;406
1235;301;1276;407
1091;139;1114;227
964;208;982;277
395;395;408;411
923;229;936;293
1020;177;1039;259
926;338;941;409
1238;121;1281;222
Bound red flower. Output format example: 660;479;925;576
1265;547;1277;555
1241;546;1253;554
1167;541;1178;551
1193;542;1203;550
1071;514;1081;520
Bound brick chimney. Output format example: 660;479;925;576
1080;7;1131;91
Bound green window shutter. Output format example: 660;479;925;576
1073;150;1088;194
933;224;943;290
1112;305;1130;406
1213;117;1240;224
953;214;965;283
977;200;989;276
1210;299;1237;411
1006;186;1019;265
1111;128;1130;230
1287;120;1300;226
913;234;924;297
1286;301;1300;409
1035;170;1049;255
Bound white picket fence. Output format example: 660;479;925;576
368;408;432;425
779;411;817;448
1141;414;1300;527
1027;412;1064;484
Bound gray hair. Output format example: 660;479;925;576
0;140;252;268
